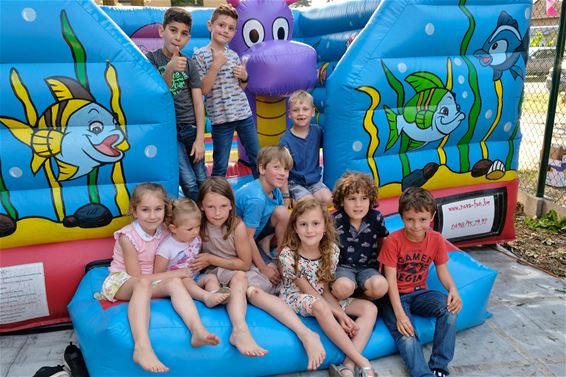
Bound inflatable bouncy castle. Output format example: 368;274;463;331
1;0;530;374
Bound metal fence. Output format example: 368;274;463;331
520;2;566;208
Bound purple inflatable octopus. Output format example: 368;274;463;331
227;0;317;148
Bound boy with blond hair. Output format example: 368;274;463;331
279;90;332;207
193;4;260;178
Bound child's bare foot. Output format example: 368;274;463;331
191;328;221;347
133;345;169;373
204;287;231;308
229;328;268;357
300;330;326;370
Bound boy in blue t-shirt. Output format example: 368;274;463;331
146;8;206;201
279;90;332;208
235;146;292;288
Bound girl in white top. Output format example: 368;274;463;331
97;183;219;374
154;198;231;307
190;177;325;370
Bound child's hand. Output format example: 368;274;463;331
396;312;415;337
174;268;192;279
447;288;462;314
190;139;205;162
233;64;248;82
191;254;211;272
210;47;228;69
260;264;281;285
283;197;293;209
335;311;359;338
167;47;187;73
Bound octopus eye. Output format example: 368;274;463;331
272;17;289;40
242;19;264;48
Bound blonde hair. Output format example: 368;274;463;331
166;198;201;227
257;145;293;171
211;4;238;24
332;171;379;209
129;183;169;216
279;198;337;284
288;90;314;109
198;177;240;240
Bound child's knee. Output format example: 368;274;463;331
272;205;289;223
230;271;248;287
246;286;261;299
132;277;151;290
362;300;378;318
311;298;330;316
315;189;332;204
398;334;420;348
363;276;388;299
164;277;184;291
332;278;356;299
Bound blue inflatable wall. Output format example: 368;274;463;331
0;1;178;247
324;0;529;199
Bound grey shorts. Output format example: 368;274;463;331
207;265;279;294
288;180;329;200
334;265;382;290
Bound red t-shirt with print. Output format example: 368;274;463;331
378;229;449;294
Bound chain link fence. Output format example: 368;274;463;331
521;1;566;208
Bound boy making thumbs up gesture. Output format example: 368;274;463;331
146;7;206;202
193;4;259;179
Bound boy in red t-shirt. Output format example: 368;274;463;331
377;187;462;377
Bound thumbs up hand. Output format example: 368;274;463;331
168;46;187;72
234;55;248;82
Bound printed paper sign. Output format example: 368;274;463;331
440;195;496;240
0;263;49;324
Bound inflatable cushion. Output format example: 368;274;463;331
68;251;496;376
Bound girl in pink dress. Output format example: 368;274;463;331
96;183;219;373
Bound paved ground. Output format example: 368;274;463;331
1;246;565;377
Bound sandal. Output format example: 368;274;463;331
356;366;379;377
329;364;355;377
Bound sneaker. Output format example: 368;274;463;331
64;342;90;377
432;369;447;377
33;365;70;377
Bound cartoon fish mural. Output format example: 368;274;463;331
473;11;528;81
3;73;127;181
382;71;465;189
0;10;129;235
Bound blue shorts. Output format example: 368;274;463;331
288;180;329;201
334;265;382;290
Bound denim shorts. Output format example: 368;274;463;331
334;265;382;290
288;180;329;200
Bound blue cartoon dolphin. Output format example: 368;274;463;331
474;11;529;80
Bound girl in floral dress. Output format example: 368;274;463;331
278;198;379;377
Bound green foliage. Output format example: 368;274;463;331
530;31;544;47
524;210;566;233
290;0;311;7
172;0;202;6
